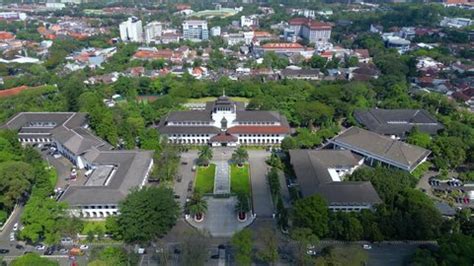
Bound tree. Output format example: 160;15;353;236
329;212;364;241
232;147;249;167
181;232;210;266
11;253;58;266
232;229;253;266
87;230;95;242
290;227;318;265
187;192;207;221
294;101;334;127
308;55;327;69
0;161;34;210
292;195;329;238
407;127;431;148
88;247;130;266
315;246;368;266
235;193;251;220
431;136;466;169
20;196;67;245
105;216;122;240
198;145;213;167
257;228;279;265
117;187;179;243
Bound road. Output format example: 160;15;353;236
175;150;198;208
248;150;274;218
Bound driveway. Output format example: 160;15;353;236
248;150;274;218
175;150;198;208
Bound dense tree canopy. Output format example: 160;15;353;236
292;195;329;238
117;187;179;243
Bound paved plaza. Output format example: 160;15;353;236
214;160;230;194
187;196;254;237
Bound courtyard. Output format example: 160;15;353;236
178;147;273;236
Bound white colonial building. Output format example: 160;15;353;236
2;112;154;219
157;96;290;146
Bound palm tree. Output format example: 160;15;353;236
235;193;250;220
232;147;248;167
198;145;213;167
187;192;208;221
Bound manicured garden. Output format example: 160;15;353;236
194;164;216;194
230;164;251;197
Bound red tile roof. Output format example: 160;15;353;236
0;31;14;40
133;49;174;60
210;133;238;143
227;126;290;134
289;18;332;30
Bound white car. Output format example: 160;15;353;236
13;223;18;231
53;153;62;159
362;244;372;250
35;245;46;250
9;233;15;241
79;245;89;250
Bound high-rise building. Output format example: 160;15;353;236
119;17;143;43
144;21;162;44
182;20;209;42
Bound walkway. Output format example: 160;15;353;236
248;150;274;218
214;160;230;195
186;196;255;237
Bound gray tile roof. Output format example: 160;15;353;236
235;111;282;122
354;108;443;136
289;149;381;205
329;127;431;172
3;112;154;206
158;125;221;134
60;149;153;205
315;182;382;205
166;111;213;122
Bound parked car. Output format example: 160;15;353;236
15;244;24;250
0;249;9;254
191;165;196;171
53;153;62;159
59;248;68;254
44;247;54;255
181;161;188;165
363;244;372;250
35;244;46;251
13;222;18;231
79;245;89;250
9;232;15;241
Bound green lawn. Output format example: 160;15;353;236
81;221;106;235
195;164;216;194
230;164;251;197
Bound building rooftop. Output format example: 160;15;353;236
329;127;431;172
354;108;444;136
289;149;381;205
2;112;153;206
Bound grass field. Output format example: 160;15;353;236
230;164;251;197
82;221;106;235
195;164;216;194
